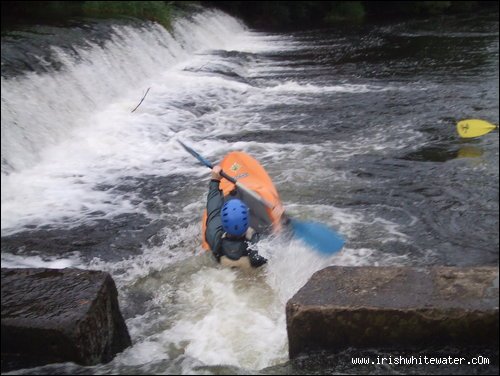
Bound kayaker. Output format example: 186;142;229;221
205;165;268;269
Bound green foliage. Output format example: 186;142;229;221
2;1;498;32
43;1;84;18
1;1;84;29
260;1;292;28
324;1;366;25
2;1;178;30
81;1;173;28
382;1;452;16
449;1;478;12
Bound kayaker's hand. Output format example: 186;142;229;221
248;250;267;268
211;165;222;181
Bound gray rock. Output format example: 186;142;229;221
286;266;499;358
1;268;131;372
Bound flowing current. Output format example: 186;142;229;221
1;8;498;375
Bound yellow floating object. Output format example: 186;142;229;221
456;119;497;138
456;146;483;159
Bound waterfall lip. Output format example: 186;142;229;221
1;9;259;235
1;19;149;79
1;9;248;177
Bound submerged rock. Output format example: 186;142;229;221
1;268;131;372
286;266;499;358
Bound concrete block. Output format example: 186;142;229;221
1;268;131;372
286;266;499;358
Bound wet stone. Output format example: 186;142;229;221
1;268;131;372
286;266;499;358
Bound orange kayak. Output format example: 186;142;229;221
201;151;285;250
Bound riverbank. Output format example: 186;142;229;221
1;1;198;31
3;1;499;32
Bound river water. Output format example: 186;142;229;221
1;8;498;375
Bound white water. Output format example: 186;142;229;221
0;13;423;235
1;9;427;374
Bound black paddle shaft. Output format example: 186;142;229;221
219;170;237;184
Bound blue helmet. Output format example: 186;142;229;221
221;199;249;237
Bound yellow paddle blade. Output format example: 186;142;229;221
456;146;483;159
456;119;497;138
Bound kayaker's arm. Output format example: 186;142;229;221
205;179;224;260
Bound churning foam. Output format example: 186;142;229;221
0;9;427;373
1;11;246;175
1;11;247;234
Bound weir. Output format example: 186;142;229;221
1;5;498;375
1;10;246;175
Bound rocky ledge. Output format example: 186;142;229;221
286;266;499;358
1;268;131;372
